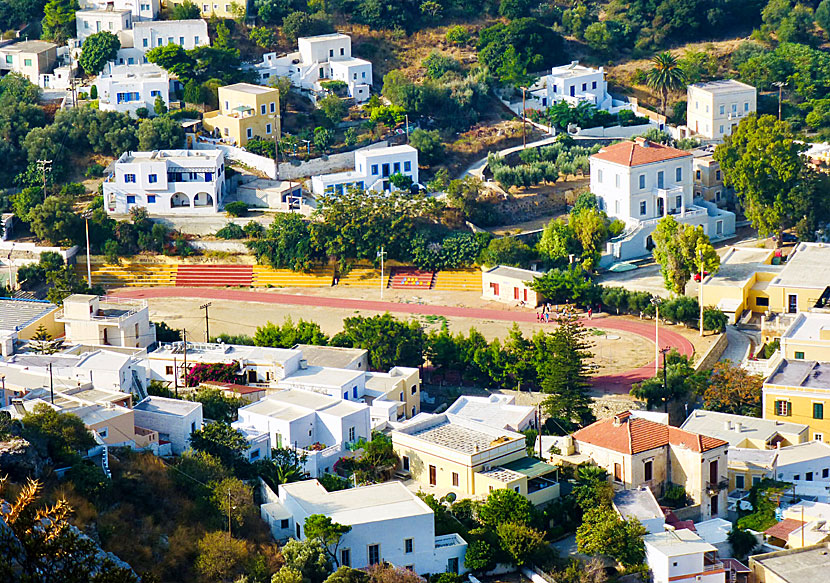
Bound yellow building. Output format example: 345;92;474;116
391;413;560;505
779;312;830;361
701;243;830;327
164;0;243;18
202;83;280;147
764;359;830;443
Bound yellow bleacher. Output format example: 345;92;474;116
432;269;482;291
337;265;386;288
79;263;178;288
252;265;334;288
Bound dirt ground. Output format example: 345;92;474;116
144;293;655;376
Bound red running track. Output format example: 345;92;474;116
115;287;694;393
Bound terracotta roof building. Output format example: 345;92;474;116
571;411;729;520
590;137;692;167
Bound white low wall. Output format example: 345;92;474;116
190;240;249;253
572;122;656;138
194;141;277;179
277;140;390;181
0;241;79;263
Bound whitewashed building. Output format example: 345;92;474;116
233;388;370;476
311;144;419;196
75;8;133;45
247;33;372;102
590;137;735;265
261;479;467;573
686;80;757;140
96;63;169;116
528;61;622;111
79;0;159;21
445;394;536;432
133;396;203;454
103;150;225;215
132;19;208;52
645;528;726;583
58;294;156;349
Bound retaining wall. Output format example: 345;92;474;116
694;332;728;372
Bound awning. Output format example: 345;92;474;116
501;457;558;479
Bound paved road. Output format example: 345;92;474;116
114;287;694;392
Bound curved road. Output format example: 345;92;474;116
114;287;693;393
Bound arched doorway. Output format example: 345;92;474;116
193;192;214;207
171;192;190;208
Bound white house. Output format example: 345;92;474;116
261;479;467;574
686;80;757;140
75;8;133;45
132;396;203;454
311;144;419;196
79;0;159;21
445;394;536;432
528;61;624;112
481;265;543;306
103;150;225;215
590;137;735;265
131;19;209;52
96;63;169;116
645;528;726;583
233;388;370;476
247;33;372;103
57;294;156;349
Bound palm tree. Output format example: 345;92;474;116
646;52;686;115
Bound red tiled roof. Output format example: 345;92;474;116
201;381;264;395
764;519;806;541
590;139;692;167
571;413;729;455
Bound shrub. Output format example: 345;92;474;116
215;222;245;239
445;25;470;45
84;163;105;178
224;201;248;217
89;85;98;99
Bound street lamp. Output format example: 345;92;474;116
698;248;704;337
651;297;662;375
377;246;387;301
660;347;670;413
519;86;528;149
82;210;93;287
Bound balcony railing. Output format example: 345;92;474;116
702;562;725;573
435;533;465;549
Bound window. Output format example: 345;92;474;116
127;195;136;204
696;170;701;180
340;48;345;56
675;167;682;182
614;463;622;483
639;174;646;189
150;90;161;97
246;128;253;139
817;433;825;443
352;387;357;398
194;36;199;44
411;385;417;395
98;427;108;439
280;519;289;529
716;170;721;181
404;161;411;172
341;549;351;567
4;55;11;64
657;170;664;189
402;456;410;471
452;472;459;486
676;195;682;209
755;297;769;307
744;102;749;111
148;173;158;183
405;539;413;554
597;169;603;183
147;195;156;204
23;58;32;67
447;558;459;574
368;544;380;565
644;460;653;482
581;83;586;91
735;474;745;489
165;366;173;375
393;162;400;173
719;105;725;115
796;351;806;360
348;426;355;441
270;102;276;113
261;104;266;115
823;468;829;478
191;421;197;433
775;400;792;417
125;174;136;183
795;474;801;481
429;465;437;485
329;49;334;57
814;402;824;419
296;523;301;538
716;190;721;201
266;123;272;134
615;174;620;188
710;460;718;484
250;449;260;460
592;81;597;89
640;201;647;215
719;125;724;134
807;472;814;481
371;164;378;175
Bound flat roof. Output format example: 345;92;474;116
777;441;830;466
221;82;277;95
398;414;524;454
680;409;808;447
74;404;131;426
689;79;756;94
694;518;732;545
772;243;830;290
122;149;223;166
280;365;363;389
240;388;365;420
752;543;830;583
294;345;366;369
501;456;557;478
783;312;830;343
134;396;201;416
134;19;206;27
359;144;417;158
0;298;57;333
103;63;167;78
766;359;830;389
77;7;132;14
446;395;534;431
702;247;779;287
478;467;524;483
1;40;57;53
485;265;540;282
299;33;350;41
644;529;717;556
550;62;601;78
729;447;777;468
280;479;433;525
614;488;664;523
150;341;299;364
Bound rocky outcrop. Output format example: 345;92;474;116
0;438;50;481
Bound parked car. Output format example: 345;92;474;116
693;271;710;282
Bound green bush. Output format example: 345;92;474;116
445;25;470;45
224;201;248;217
215;222;245;239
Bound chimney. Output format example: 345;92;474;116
613;412;631;427
634;136;648;147
724;421;732;431
735;422;743;433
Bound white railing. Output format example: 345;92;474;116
435;533;465;549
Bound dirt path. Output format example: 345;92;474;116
113;287;695;393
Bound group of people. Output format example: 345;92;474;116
535;303;596;322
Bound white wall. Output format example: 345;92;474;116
133;20;208;52
133;400;203;454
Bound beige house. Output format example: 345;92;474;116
779;312;830;361
481;265;542;306
56;294;155;348
0;40;58;85
686;79;757;140
572;412;729;519
391;413;560;505
203;83;280;147
693;147;729;208
749;542;830;583
164;0;243;18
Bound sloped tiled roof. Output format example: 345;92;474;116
590;139;691;167
572;412;728;455
764;519;806;541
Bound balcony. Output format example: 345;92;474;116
706;479;729;495
55;296;148;324
435;533;466;549
727;111;744;121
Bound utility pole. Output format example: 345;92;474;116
200;302;212;342
83;211;93;287
36;159;52;196
651;298;661;375
49;362;54;404
660;347;669;413
773;81;787;121
520;86;527;149
182;329;188;388
272;111;281;181
227;488;232;539
173;356;178;398
405;113;410;143
698;249;704;337
378;246;386;301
